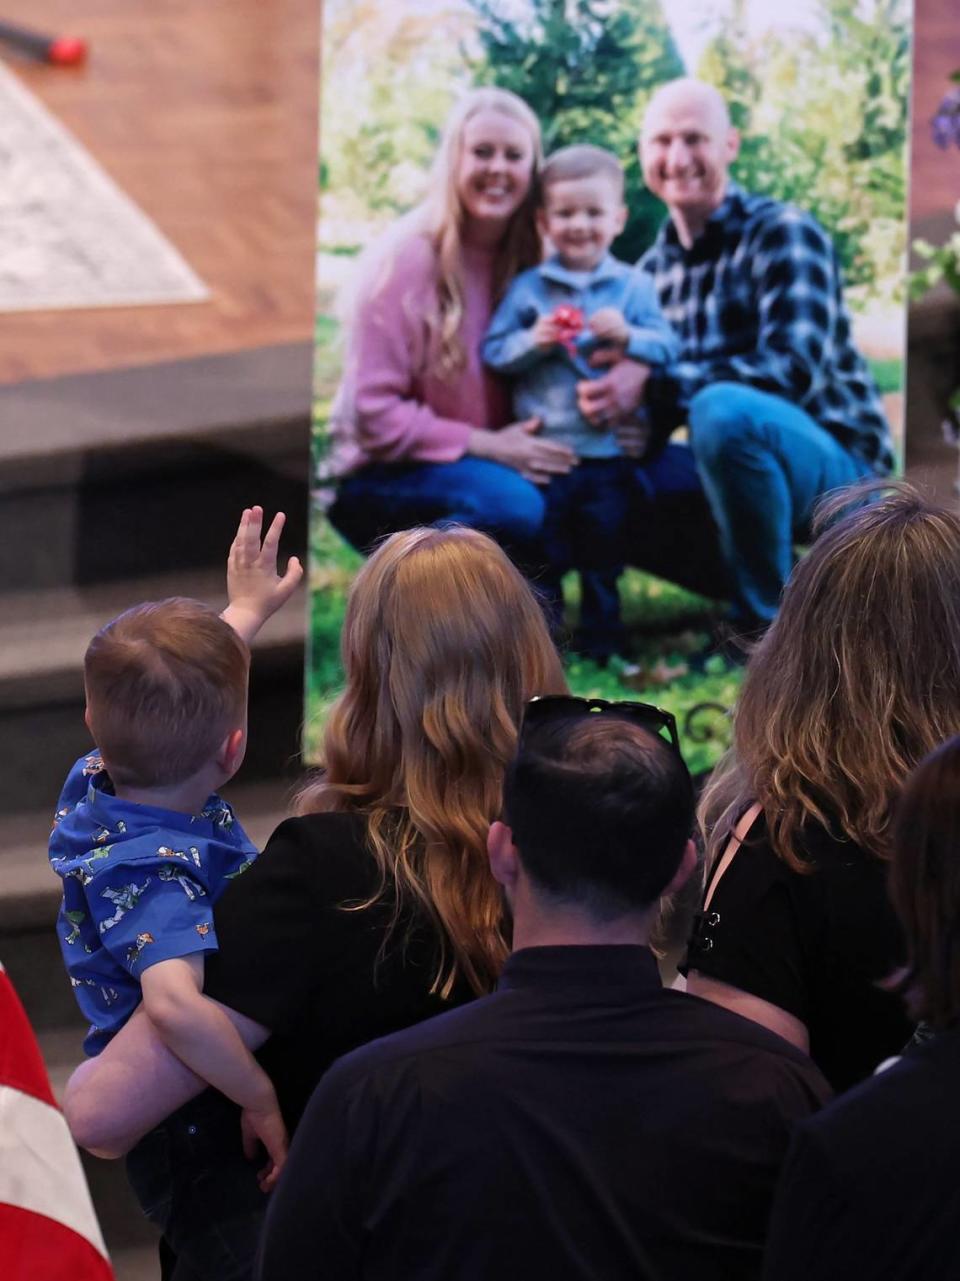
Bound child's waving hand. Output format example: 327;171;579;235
222;506;303;644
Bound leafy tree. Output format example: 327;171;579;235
697;0;911;299
468;0;683;260
320;2;472;233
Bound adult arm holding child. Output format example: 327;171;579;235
65;999;269;1157
139;955;286;1189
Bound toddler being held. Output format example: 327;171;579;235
49;507;301;1269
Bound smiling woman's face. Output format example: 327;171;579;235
456;109;536;234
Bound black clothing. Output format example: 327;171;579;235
257;945;830;1281
204;812;474;1128
763;1025;960;1281
684;814;911;1091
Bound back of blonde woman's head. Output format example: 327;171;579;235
300;525;566;995
701;481;960;869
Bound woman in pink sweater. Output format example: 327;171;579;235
323;87;575;561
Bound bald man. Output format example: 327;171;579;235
579;78;893;637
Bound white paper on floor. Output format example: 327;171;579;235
0;62;209;312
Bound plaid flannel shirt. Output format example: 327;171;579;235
639;183;894;474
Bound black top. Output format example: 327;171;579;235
204;812;474;1127
256;945;830;1281
763;1026;960;1281
684;814;911;1091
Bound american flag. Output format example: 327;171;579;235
0;961;114;1280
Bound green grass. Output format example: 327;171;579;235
303;516;740;776
868;356;903;395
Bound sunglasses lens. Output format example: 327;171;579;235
525;696;680;752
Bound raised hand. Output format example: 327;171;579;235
222;506;303;644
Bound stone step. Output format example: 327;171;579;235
0;568;307;705
0;776;297;951
0;343;311;592
0;566;313;812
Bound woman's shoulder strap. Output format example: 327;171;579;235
703;801;763;912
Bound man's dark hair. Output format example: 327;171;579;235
502;715;695;917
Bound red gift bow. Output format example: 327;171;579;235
551;304;584;355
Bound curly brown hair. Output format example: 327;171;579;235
700;481;960;872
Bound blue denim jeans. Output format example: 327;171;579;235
126;1090;267;1281
631;385;873;625
328;458;546;568
540;458;631;659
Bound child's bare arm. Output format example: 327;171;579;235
141;954;288;1189
221;506;303;645
64;1000;270;1159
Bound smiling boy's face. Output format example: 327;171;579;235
538;173;627;272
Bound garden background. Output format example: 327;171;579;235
307;0;912;773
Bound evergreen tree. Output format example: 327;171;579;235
468;0;684;260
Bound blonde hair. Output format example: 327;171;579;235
85;599;249;789
345;87;543;381
298;526;567;996
700;482;960;873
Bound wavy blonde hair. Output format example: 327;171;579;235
343;87;543;382
700;482;960;873
298;526;567;996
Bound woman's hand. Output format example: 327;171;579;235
468;419;576;485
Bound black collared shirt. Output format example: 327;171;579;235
764;1026;960;1281
639;183;894;472
257;945;830;1281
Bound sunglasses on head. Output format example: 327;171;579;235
523;695;681;754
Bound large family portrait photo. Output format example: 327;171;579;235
307;0;912;771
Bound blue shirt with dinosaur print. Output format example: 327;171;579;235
49;752;257;1055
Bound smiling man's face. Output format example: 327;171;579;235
640;81;739;231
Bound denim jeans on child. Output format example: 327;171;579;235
539;458;632;660
126;1089;267;1281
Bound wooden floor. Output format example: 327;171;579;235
0;0;319;384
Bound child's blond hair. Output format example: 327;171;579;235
540;144;625;201
84;598;249;789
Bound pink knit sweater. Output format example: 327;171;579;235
326;234;511;475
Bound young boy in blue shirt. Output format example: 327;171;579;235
49;506;301;1275
483;144;679;661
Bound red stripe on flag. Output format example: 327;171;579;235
0;969;56;1107
0;1203;113;1281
